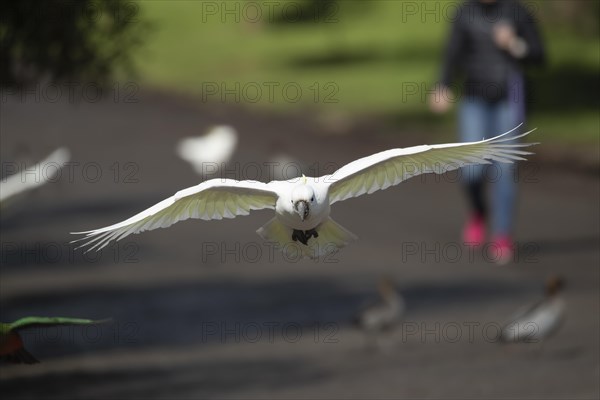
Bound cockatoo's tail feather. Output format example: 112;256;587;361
257;217;356;259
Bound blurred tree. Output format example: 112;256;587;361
0;0;149;86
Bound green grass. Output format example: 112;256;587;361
131;0;599;143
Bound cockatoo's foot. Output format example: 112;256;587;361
292;229;308;245
305;228;319;240
292;229;318;246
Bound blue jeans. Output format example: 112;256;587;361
458;96;523;237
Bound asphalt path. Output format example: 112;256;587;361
1;91;598;399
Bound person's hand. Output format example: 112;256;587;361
494;22;528;58
493;22;516;51
429;85;453;114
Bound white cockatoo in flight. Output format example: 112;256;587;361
176;125;238;175
73;126;535;258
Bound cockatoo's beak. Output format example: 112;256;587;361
294;200;309;221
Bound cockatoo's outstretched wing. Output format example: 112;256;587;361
326;125;536;204
0;147;70;203
72;179;278;251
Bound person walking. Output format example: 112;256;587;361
430;0;545;264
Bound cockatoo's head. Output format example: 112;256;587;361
291;184;316;221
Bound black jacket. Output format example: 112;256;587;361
439;0;545;101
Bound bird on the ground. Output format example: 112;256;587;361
72;125;536;259
0;147;70;204
355;277;405;334
176;125;238;175
500;276;566;345
0;316;109;364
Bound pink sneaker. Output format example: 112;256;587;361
463;214;485;246
489;235;514;265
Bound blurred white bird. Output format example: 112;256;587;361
0;147;70;204
355;277;405;334
73;125;535;258
176;125;238;175
500;276;566;345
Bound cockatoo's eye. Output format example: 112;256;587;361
311;197;314;202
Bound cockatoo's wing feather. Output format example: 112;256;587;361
327;125;536;204
72;179;278;251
